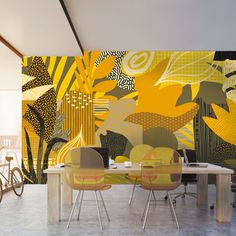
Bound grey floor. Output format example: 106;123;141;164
0;184;235;236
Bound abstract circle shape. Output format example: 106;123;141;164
130;144;153;163
143;127;178;150
122;51;157;76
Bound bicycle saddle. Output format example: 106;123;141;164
5;156;13;162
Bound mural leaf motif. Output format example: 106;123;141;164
203;99;236;145
74;52;116;94
27;104;45;184
23;127;37;183
93;56;116;79
154;52;225;85
93;80;118;93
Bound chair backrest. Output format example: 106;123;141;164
65;147;105;190
141;147;182;191
130;144;153;163
0;135;18;149
64;147;81;165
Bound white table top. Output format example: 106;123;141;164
44;163;233;175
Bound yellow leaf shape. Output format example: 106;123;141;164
53;57;67;86
74;71;90;93
89;51;101;76
133;58;198;118
83;51;90;70
203;99;236;145
75;56;87;80
47;57;57;76
156;51;225;85
135;59;170;91
93;56;116;80
135;83;197;117
57;129;85;163
22;85;54;100
211;103;229;120
93;80;118;93
22;74;35;86
74;52;117;95
190;83;200;100
95;120;104;128
57;61;77;100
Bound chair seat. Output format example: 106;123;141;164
140;183;180;191
128;174;141;180
5;156;13;162
76;184;112;191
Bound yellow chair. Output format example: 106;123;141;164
128;144;153;205
65;147;111;230
140;147;182;229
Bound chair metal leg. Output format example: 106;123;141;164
141;190;151;221
187;192;197;198
152;190;157;201
142;190;152;230
167;191;175;221
99;190;110;222
167;192;180;230
94;191;103;231
129;178;137;205
174;184;197;201
67;191;81;229
77;190;84;221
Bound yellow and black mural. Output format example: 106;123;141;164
22;51;236;184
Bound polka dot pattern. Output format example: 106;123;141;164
125;105;199;132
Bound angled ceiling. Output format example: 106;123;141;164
1;0;236;56
0;0;82;56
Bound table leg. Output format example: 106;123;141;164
197;174;208;206
47;174;61;223
216;174;232;223
62;171;72;205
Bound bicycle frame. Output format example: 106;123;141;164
0;162;11;186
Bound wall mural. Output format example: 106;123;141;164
22;51;236;184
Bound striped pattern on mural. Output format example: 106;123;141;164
174;121;195;149
41;56;77;101
60;90;94;144
93;98;110;113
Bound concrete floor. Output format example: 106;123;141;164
0;184;235;236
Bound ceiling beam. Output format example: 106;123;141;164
59;0;84;54
0;35;23;59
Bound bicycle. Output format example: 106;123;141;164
0;155;24;202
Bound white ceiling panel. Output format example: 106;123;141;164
1;0;236;55
0;0;82;56
65;0;236;51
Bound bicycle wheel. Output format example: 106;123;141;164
0;178;3;203
11;167;24;196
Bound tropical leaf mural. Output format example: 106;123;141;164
22;51;236;184
203;99;236;146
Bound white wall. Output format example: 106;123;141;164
0;44;21;166
0;44;21;90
